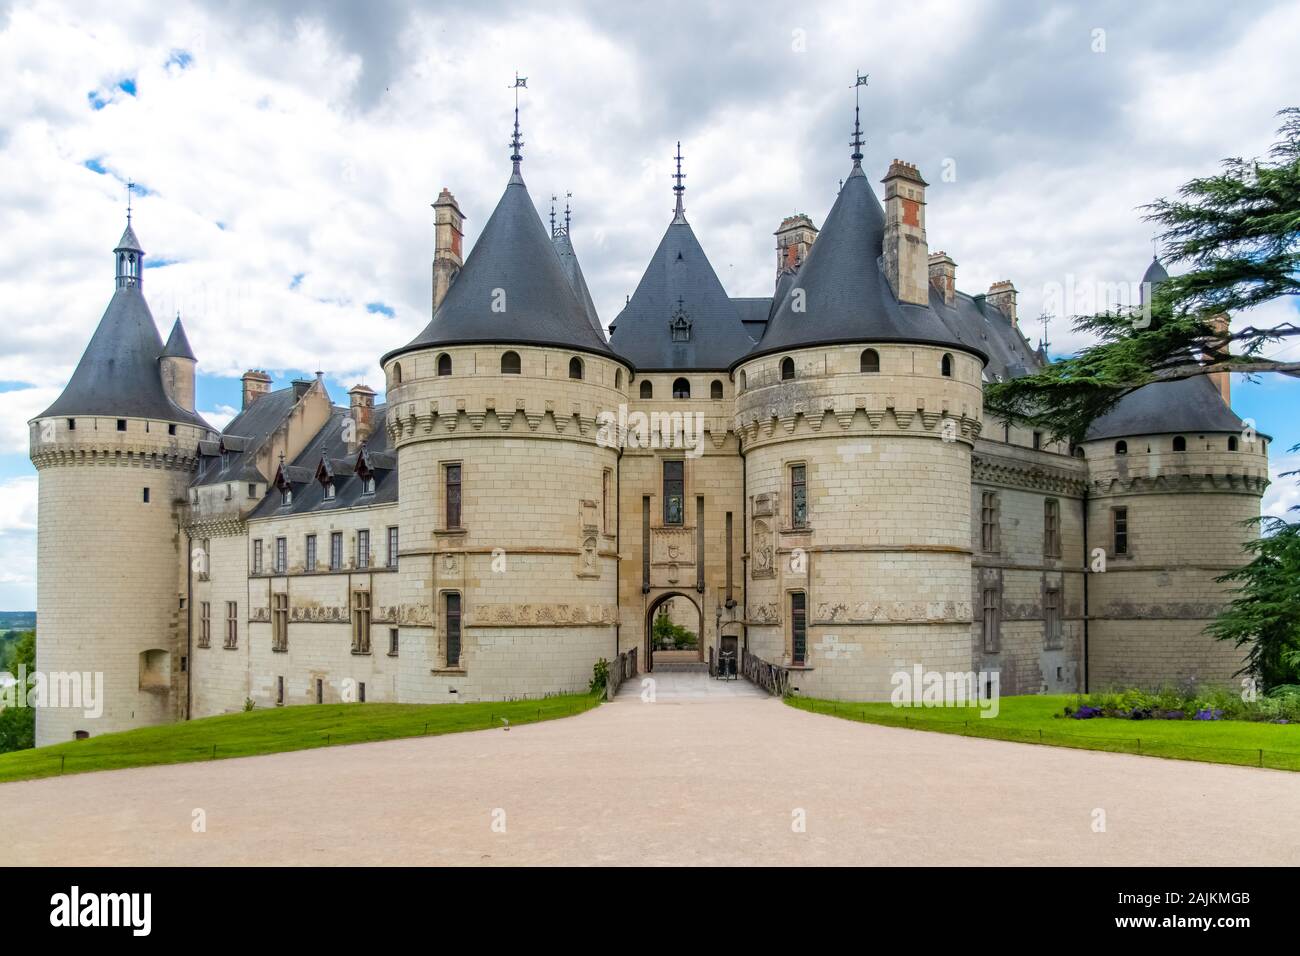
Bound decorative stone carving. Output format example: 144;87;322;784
752;519;774;578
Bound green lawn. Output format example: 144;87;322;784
0;693;602;783
787;694;1300;771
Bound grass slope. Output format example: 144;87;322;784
0;693;601;783
787;694;1300;771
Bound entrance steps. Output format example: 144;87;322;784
651;661;708;674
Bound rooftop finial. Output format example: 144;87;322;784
550;194;557;236
851;72;868;166
672;141;687;223
126;179;135;222
509;73;527;178
565;191;572;233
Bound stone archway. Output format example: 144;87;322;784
646;591;704;671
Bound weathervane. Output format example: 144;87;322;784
672;141;686;222
565;191;572;233
851;72;868;166
509;73;527;173
126;179;136;222
550;194;557;236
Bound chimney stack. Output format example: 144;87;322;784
1206;313;1232;405
881;160;930;306
928;251;957;307
432;187;465;315
987;280;1018;326
773;213;818;281
241;370;272;410
348;384;376;451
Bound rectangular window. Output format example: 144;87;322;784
199;538;210;580
330;531;343;571
357;529;370;569
445;592;462;668
1032;431;1043;450
252;539;263;574
1113;507;1129;556
276;676;284;705
790;592;807;666
272;592;288;651
248;483;257;498
142;487;150;503
445;463;462;528
388;627;399;657
387;526;399;568
791;464;808;529
980;492;1000;553
116;419;126;431
352;590;372;654
359;682;366;703
982;586;1001;653
1044;499;1061;558
1044;588;1062;650
305;534;317;571
602;469;613;534
316;679;323;705
199;601;211;648
274;536;287;574
662;460;684;525
225;601;238;649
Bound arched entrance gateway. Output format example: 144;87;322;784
645;591;704;671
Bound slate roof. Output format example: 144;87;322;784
162;317;197;360
193;388;300;486
930;290;1041;382
38;285;210;428
552;231;604;338
608;218;757;371
731;296;771;343
383;171;616;364
741;163;985;368
251;405;397;518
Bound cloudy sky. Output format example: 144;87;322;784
0;0;1297;609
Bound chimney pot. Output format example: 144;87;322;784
881;160;930;306
986;280;1018;326
928;252;957;307
240;369;273;410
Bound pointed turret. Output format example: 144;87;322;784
160;315;198;413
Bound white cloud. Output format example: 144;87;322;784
1262;453;1300;521
0;476;37;609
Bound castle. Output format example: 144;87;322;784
28;108;1272;745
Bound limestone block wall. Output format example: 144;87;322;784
188;524;252;716
1081;430;1269;689
970;440;1088;695
29;415;206;744
734;343;983;700
384;344;627;701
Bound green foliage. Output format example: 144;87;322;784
589;658;610;694
0;631;36;754
651;605;698;651
1075;683;1300;722
243;697;255;712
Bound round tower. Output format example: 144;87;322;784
381;109;630;702
29;220;211;744
1080;257;1270;689
732;140;985;700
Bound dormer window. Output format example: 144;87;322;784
669;299;692;343
324;482;336;501
281;488;293;507
362;476;376;495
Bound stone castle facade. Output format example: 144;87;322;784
29;116;1271;744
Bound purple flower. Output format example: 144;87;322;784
1193;708;1223;721
1071;705;1102;720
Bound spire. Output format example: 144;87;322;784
114;210;144;290
672;141;687;223
162;312;197;360
851;72;868;168
550;194;557;238
564;191;571;233
509;73;527;183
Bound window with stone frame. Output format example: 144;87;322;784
305;533;317;571
272;592;288;652
980;492;1000;553
1112;506;1129;556
199;538;210;580
790;591;807;666
662;460;684;526
330;531;343;570
198;601;211;648
790;463;808;530
252;538;263;574
1043;587;1062;650
352;590;372;654
981;586;1001;653
602;469;613;535
444;592;462;668
274;536;287;574
1043;498;1061;558
445;463;462;529
225;601;238;649
388;627;399;657
356;529;370;569
387;526;399;568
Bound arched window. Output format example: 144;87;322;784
437;353;452;376
1228;436;1239;451
860;348;880;373
640;380;653;399
392;362;402;385
780;357;795;380
615;370;623;390
1172;435;1186;452
672;377;690;399
711;380;724;400
569;356;584;380
941;353;953;377
1115;440;1128;456
738;370;746;392
501;351;521;374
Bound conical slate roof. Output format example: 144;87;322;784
383;172;615;363
162;316;197;360
552;231;604;339
742;164;983;366
37;286;209;427
608;219;756;371
115;222;143;253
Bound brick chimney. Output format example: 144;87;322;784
348;384;376;451
987;280;1018;326
432;187;465;315
241;370;272;410
881;160;930;306
1206;313;1231;405
928;251;957;307
774;213;818;281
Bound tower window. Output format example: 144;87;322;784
738;371;746;392
1112;506;1129;556
1173;435;1187;452
437;353;452;376
445;592;462;668
445;463;462;529
790;591;807;666
615;370;623;390
501;351;521;374
860;349;880;373
1228;436;1239;451
672;377;690;399
1032;431;1043;450
1114;440;1128;456
392;362;402;385
387;526;399;568
982;586;1001;653
142;487;150;503
168;424;176;436
569;356;584;380
67;418;75;430
662;460;684;526
640;380;653;399
791;464;808;529
711;380;724;400
116;419;127;431
941;353;953;377
1044;499;1061;558
780;357;795;381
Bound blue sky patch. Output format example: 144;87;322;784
366;301;395;317
290;272;305;289
166;50;193;70
83;158;108;175
117;77;137;96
